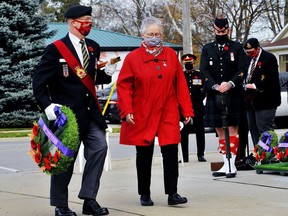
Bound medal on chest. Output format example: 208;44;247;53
209;58;213;66
63;64;69;77
230;52;235;61
192;79;202;85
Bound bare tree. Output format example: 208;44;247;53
263;0;284;37
285;0;288;25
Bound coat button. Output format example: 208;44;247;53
86;93;89;97
154;59;158;62
158;74;162;79
87;107;90;110
156;66;160;70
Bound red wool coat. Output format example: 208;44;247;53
117;46;194;146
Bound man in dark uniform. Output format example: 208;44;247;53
180;54;206;162
243;38;281;146
33;5;115;216
200;18;246;178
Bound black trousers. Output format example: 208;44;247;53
50;120;107;207
237;110;249;160
136;143;179;195
246;107;276;146
181;115;205;160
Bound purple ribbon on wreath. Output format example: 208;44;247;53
257;131;274;153
53;106;67;128
278;132;288;148
38;107;74;157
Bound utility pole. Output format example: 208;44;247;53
182;0;192;54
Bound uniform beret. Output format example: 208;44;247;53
243;38;260;50
181;54;197;63
64;5;92;19
214;18;229;29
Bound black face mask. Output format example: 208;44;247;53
216;34;229;45
185;63;193;70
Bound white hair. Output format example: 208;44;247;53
140;16;163;35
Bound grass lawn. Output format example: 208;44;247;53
0;127;120;138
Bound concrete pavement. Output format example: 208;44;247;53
1;147;288;216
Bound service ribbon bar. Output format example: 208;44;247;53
38;117;75;157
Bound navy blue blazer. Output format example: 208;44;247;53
33;34;111;136
245;49;281;110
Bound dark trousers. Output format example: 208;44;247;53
180;115;205;161
136;143;179;195
237;110;249;160
50;120;107;207
246;107;276;146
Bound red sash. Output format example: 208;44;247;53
53;40;101;110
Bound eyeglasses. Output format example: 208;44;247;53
145;32;161;38
74;18;93;22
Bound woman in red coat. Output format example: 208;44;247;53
117;16;194;206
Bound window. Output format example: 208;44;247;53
279;54;288;72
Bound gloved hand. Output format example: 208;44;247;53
104;60;118;76
44;103;62;121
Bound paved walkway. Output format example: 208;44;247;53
1;150;288;216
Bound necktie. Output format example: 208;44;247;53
248;59;256;83
219;44;225;51
80;40;89;70
219;45;223;51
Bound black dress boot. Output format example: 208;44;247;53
168;193;188;205
140;195;154;206
82;199;109;216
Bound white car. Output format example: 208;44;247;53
275;72;288;128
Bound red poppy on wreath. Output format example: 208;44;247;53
35;151;42;164
88;46;94;52
257;61;262;68
223;46;229;51
28;106;80;175
54;150;61;163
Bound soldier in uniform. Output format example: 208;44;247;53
200;17;246;178
33;5;116;216
180;54;206;162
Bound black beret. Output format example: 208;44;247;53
64;5;92;19
181;54;197;63
214;18;229;29
243;38;260;50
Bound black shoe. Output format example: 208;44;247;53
82;200;109;216
212;172;226;177
168;193;188;205
226;173;236;178
55;207;77;216
198;156;206;162
140;195;154;206
178;159;189;163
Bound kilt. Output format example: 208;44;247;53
204;92;244;128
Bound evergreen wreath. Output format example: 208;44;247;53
28;106;79;175
275;131;288;162
254;130;278;165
